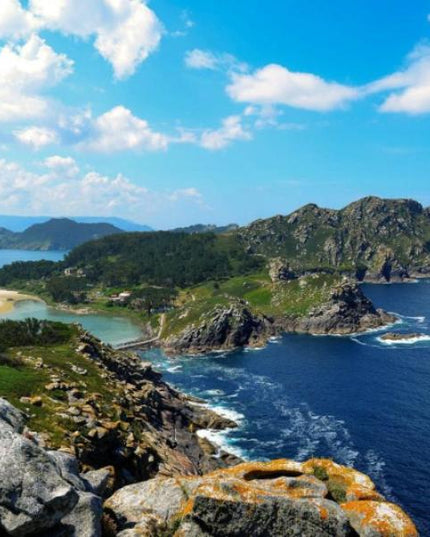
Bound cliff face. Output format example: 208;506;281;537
238;197;430;281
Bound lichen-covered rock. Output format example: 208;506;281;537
342;501;418;537
105;459;417;537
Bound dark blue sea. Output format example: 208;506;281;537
140;281;430;535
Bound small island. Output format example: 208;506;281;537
379;332;430;343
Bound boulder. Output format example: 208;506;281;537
45;492;103;537
164;303;272;354
105;459;417;537
0;397;25;432
82;466;115;498
0;423;78;536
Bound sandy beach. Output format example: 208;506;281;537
0;290;42;314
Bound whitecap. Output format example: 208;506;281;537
166;364;182;373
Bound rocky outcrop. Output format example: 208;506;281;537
284;281;397;335
268;257;297;282
104;458;418;537
163;303;274;355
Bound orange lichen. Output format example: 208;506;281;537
207;459;305;481
341;501;418;537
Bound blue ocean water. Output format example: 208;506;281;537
0;249;65;267
140;280;430;535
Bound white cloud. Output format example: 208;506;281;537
366;45;430;114
14;126;59;149
85;106;169;152
0;158;204;221
0;35;73;122
29;0;163;79
185;49;219;70
200;115;252;150
227;63;358;111
43;155;79;176
0;0;39;39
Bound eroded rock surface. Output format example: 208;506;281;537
105;459;418;537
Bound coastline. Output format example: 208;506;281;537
0;289;43;314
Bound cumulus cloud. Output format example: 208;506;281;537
84;106;169;152
0;0;39;39
227;63;358;111
43;155;79;176
365;45;430;114
0;34;73;122
0;157;205;221
3;0;163;79
14;126;59;148
200;115;252;150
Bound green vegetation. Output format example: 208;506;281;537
239;197;430;273
0;320;118;447
65;232;263;287
46;276;89;304
0;260;59;286
0;318;73;351
312;465;329;481
327;480;348;503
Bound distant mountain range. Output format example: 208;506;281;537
0;218;124;251
0;215;152;233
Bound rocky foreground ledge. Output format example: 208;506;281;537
0;396;418;536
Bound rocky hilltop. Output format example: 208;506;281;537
238;197;430;282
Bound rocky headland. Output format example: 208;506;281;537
162;281;397;355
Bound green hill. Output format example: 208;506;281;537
0;218;123;251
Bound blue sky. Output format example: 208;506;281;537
0;0;429;228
